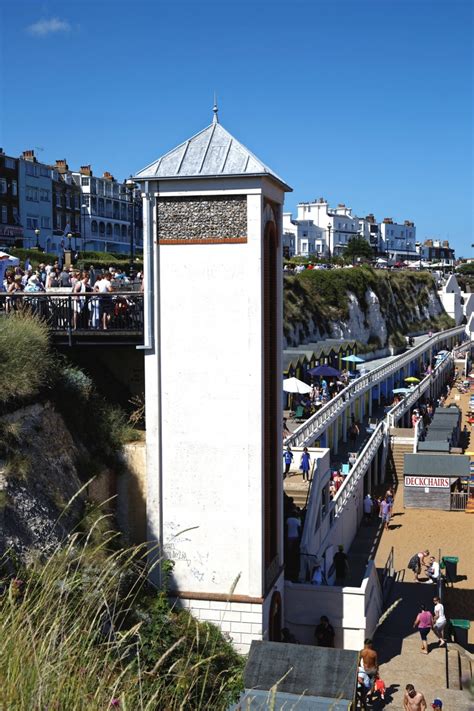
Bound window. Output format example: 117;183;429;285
82;194;90;207
90;178;97;194
56;215;62;229
25;162;38;176
5;157;15;169
12;206;19;224
91;220;98;233
91;197;97;212
121;224;127;238
99;221;105;234
114;224;120;236
98;198;104;216
0;178;6;194
26;216;39;229
11;180;17;196
41;216;50;228
65;194;71;208
40;189;50;201
40;165;49;177
74;195;80;209
55;192;61;206
26;186;38;201
106;223;112;236
1;205;7;223
81;177;90;186
105;182;112;197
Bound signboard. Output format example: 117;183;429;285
405;476;450;488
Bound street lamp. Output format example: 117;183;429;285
81;203;88;252
125;176;136;273
327;223;332;261
34;228;41;249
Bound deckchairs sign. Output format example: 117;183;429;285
405;476;450;488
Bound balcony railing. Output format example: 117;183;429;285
0;292;143;335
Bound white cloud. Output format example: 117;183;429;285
26;17;71;37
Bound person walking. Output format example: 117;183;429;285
403;684;427;710
432;596;447;647
283;446;294;478
363;494;373;524
333;545;350;586
300;447;311;482
380;496;391;530
413;604;433;654
359;638;378;681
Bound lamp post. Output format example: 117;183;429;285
34;228;41;249
81;203;88;253
125;176;136;273
327;222;332;261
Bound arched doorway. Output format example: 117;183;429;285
268;590;282;642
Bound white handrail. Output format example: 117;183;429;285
285;325;464;447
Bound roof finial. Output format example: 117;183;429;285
212;93;219;124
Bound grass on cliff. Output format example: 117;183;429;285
0;312;56;406
0;522;244;710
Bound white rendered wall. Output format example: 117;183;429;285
143;180;285;606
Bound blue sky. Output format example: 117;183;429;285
1;0;472;255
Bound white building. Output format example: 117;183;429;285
379;217;417;261
135;108;291;653
296;198;360;257
18;150;53;249
358;213;380;253
439;274;463;325
72;166;140;254
282;212;324;257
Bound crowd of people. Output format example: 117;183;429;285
1;260;144;330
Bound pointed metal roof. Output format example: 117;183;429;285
134;121;291;191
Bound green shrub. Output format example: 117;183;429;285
8;248;57;269
0;312;56;406
0;525;244;709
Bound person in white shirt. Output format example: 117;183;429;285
425;556;440;584
433;596;446;646
363;494;373;523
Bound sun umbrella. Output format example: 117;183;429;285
308;365;341;378
405;376;420;384
393;387;411;394
283;377;312;394
341;355;365;364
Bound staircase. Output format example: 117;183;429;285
283;475;310;509
377;634;473;709
387;429;415;487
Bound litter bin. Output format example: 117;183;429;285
441;556;459;581
450;619;470;648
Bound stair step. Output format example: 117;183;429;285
447;648;461;690
460;651;472;685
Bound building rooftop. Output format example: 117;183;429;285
134;108;291;190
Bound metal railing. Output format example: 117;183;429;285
332;422;385;517
285;325;465;448
450;492;468;511
0;292;144;334
381;546;395;602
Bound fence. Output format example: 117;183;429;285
450;492;468;511
0;292;144;334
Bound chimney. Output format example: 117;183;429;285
383;217;393;224
338;203;346;208
55;159;69;174
102;171;114;181
22;150;36;162
0;148;4;156
80;165;92;176
425;239;433;247
442;240;449;247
